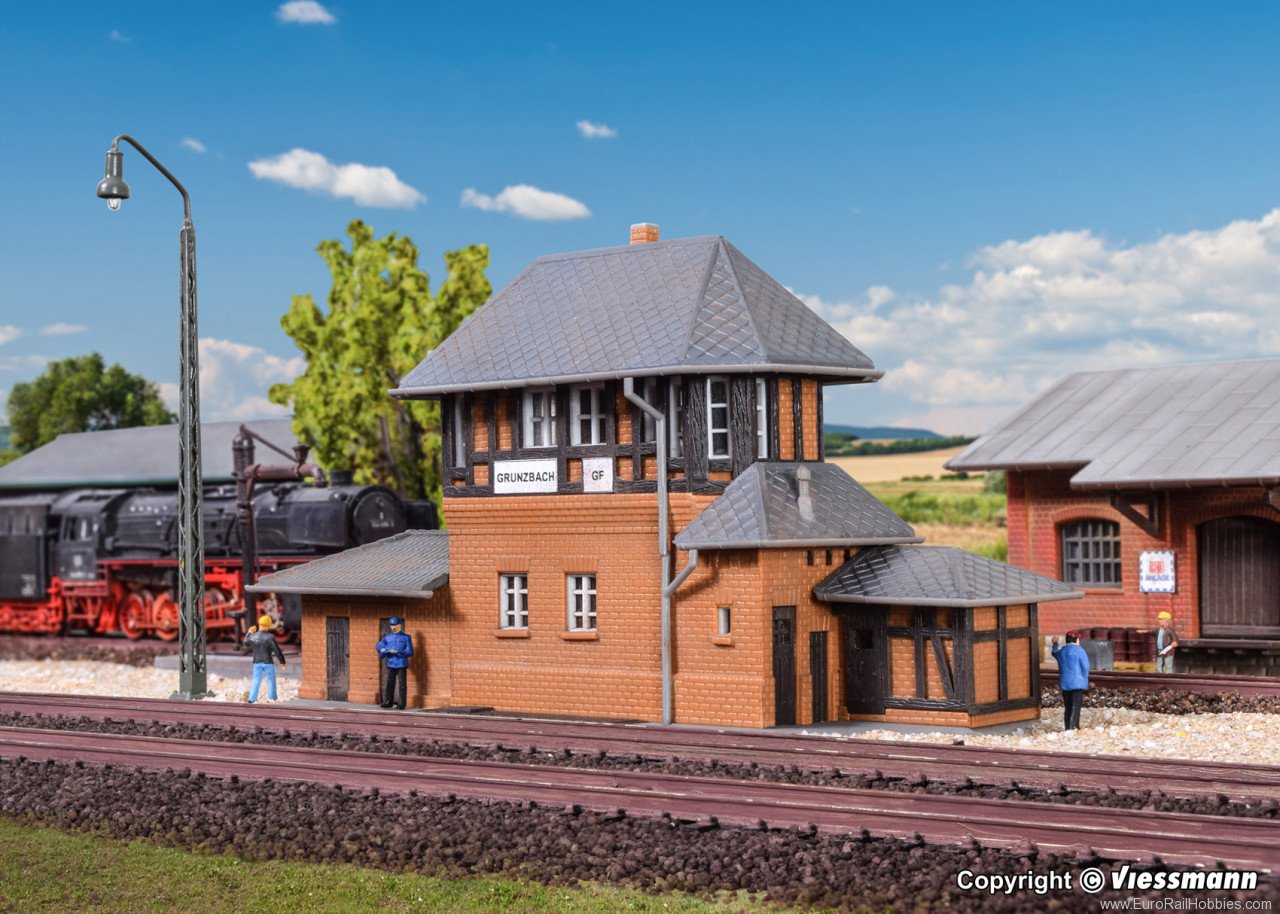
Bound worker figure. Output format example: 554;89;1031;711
1051;631;1090;731
376;616;414;710
244;614;287;703
1155;611;1180;674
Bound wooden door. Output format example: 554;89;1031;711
325;617;350;701
809;631;828;724
842;608;887;714
772;606;796;726
1198;516;1280;637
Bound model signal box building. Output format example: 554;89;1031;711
257;225;1079;727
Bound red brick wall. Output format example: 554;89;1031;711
1008;470;1276;638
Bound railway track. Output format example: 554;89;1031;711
1042;669;1280;697
2;725;1275;871
3;692;1280;802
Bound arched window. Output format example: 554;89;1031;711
1060;519;1121;588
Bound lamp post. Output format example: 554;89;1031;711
96;135;208;699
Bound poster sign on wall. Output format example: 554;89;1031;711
493;459;558;494
582;457;614;493
1139;550;1176;593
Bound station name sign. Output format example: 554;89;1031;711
493;459;558;494
1139;550;1176;593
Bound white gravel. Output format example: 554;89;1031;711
804;705;1280;767
0;659;299;704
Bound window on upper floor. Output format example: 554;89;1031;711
567;574;597;631
638;377;660;444
717;606;732;636
707;376;731;460
668;379;685;458
756;378;769;459
451;397;466;467
499;573;528;629
1060;519;1122;588
570;384;607;446
523;388;557;448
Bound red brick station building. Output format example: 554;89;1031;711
949;358;1280;676
254;225;1080;728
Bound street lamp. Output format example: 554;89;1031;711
96;135;208;699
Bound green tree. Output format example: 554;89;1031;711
269;220;491;501
6;353;175;453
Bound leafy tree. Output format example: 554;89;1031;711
269;220;491;501
7;353;175;453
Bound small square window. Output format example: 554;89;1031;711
569;384;607;446
567;574;597;631
717;606;732;636
500;574;528;629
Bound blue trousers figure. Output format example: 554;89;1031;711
244;616;287;703
249;662;278;702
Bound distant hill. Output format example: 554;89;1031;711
824;424;941;440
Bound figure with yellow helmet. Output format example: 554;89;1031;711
244;614;288;702
1155;611;1179;674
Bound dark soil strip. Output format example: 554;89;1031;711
1041;686;1280;715
1;756;1273;913
3;711;1277;821
0;635;177;667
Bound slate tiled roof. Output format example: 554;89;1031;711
246;530;449;599
946;358;1280;489
392;236;879;397
814;545;1082;607
0;419;297;490
673;462;921;550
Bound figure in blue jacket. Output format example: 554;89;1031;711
376;616;414;710
1051;631;1090;731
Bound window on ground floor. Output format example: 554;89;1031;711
1060;519;1122;587
499;573;528;629
567;574;597;631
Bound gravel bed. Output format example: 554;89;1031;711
1043;685;1280;715
0;636;176;668
0;659;298;703
3;756;1272;912
3;711;1276;820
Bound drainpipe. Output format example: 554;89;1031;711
624;376;696;725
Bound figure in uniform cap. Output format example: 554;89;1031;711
1050;631;1090;731
376;616;414;710
244;614;287;703
1154;611;1180;674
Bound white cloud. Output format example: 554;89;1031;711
576;120;618;139
38;323;87;336
248;148;425;209
0;326;21;347
804;208;1280;422
276;1;336;25
108;30;130;42
160;338;304;422
460;185;590;221
0;355;49;372
180;137;207;154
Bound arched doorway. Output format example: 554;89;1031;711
1197;516;1280;637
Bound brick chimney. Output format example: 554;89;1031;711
630;223;660;244
795;465;815;521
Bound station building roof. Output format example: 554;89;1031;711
247;530;449;600
674;462;921;550
814;545;1083;608
392;235;880;398
0;418;296;490
947;358;1280;490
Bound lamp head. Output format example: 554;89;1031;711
96;149;130;211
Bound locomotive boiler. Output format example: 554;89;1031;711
0;480;437;640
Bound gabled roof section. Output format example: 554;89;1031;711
946;358;1280;490
673;462;921;550
814;545;1082;608
0;419;297;491
246;530;449;599
392;236;879;397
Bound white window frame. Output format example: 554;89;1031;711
638;377;660;444
451;396;466;468
755;378;769;459
707;376;732;460
569;383;607;446
522;388;557;448
668;379;685;458
566;574;597;631
499;573;528;629
717;606;732;636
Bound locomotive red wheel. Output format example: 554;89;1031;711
0;604;14;633
118;591;153;641
152;592;179;642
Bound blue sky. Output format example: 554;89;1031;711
3;2;1280;434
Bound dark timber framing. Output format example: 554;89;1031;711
791;378;804;461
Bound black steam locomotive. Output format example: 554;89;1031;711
0;479;436;640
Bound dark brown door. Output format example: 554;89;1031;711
842;608;887;714
1199;516;1280;637
325;617;350;701
772;607;796;726
809;631;828;723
